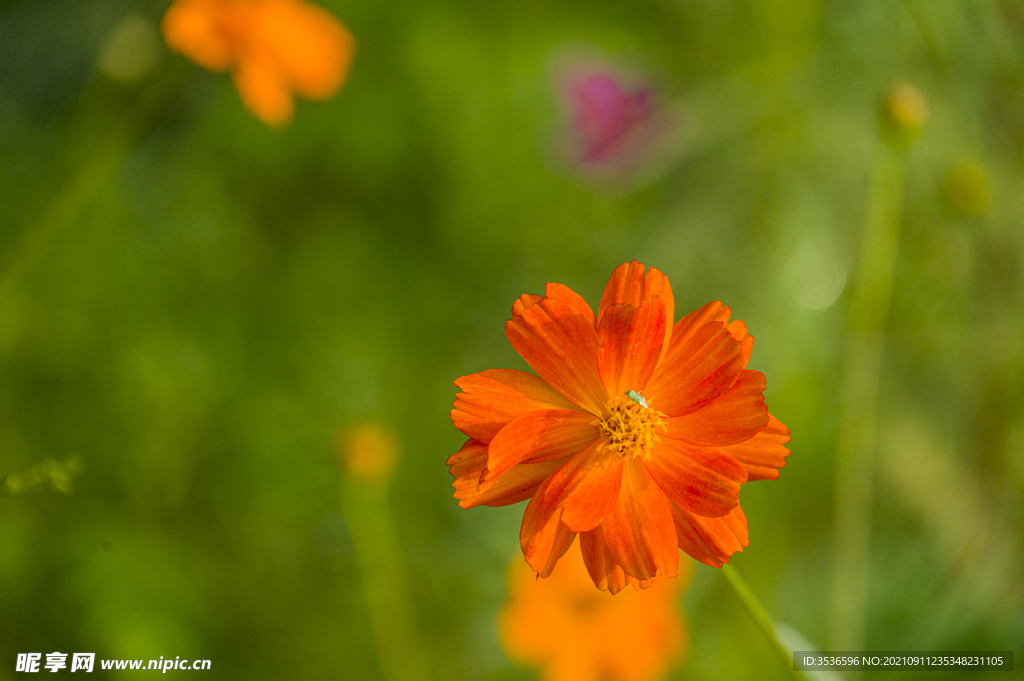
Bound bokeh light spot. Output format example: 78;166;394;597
782;251;846;309
97;15;162;85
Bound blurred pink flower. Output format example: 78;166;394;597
560;64;670;176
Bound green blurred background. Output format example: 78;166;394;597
1;0;1022;679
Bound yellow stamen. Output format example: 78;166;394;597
594;393;667;461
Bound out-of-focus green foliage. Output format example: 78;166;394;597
1;0;1022;679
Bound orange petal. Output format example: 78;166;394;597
547;645;600;681
232;54;294;126
161;0;234;72
463;458;569;509
532;440;623;533
598;262;675;357
506;297;607;415
451;368;579;443
482;409;599;486
599;459;679;581
598;261;646;321
644;269;675;359
596;297;667;396
626;574;658;591
545;282;596;328
664;370;769;446
739;335;753;368
446;438;487;481
645;322;744;417
645;437;747;517
672;503;748;567
450;438;565;508
512;293;544;316
727;319;754;367
250;0;355;99
664;301;732;354
723;413;791;481
520;505;577;577
725;319;746;341
579;525;629;594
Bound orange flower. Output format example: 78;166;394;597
448;261;790;592
161;0;355;126
500;540;689;681
337;423;399;483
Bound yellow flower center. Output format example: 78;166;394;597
595;393;667;461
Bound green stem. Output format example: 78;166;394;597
829;140;907;660
0;62;187;304
341;478;431;681
0;139;126;300
721;563;812;681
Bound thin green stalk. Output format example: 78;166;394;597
0;138;126;300
341;478;431;681
829;139;908;661
721;563;812;681
0;63;186;303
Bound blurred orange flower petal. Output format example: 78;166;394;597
232;53;294;126
500;541;690;681
162;0;234;70
161;0;355;126
449;260;790;590
338;423;399;483
249;0;352;98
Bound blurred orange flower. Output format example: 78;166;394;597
337;423;399;483
448;261;790;592
500;540;689;681
161;0;355;126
